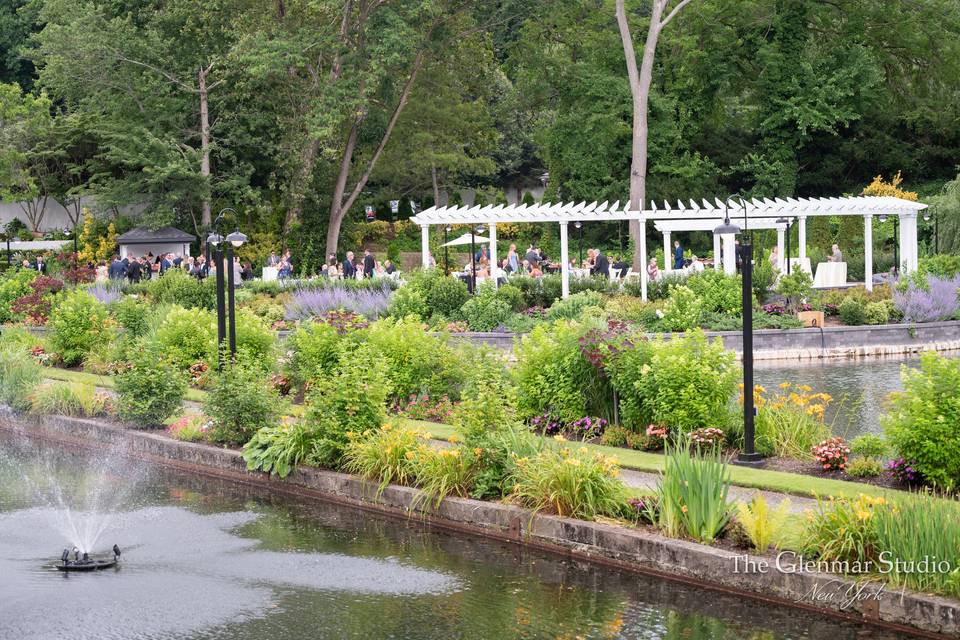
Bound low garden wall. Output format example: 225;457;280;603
3;410;957;639
454;320;960;360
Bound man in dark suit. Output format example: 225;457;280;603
35;256;47;274
362;249;375;278
109;257;124;280
591;249;609;277
127;257;143;283
342;251;356;278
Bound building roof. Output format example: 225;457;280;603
409;196;927;226
116;226;195;244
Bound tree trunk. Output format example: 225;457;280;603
431;161;440;205
198;65;212;230
323;51;425;258
616;0;692;269
283;137;322;238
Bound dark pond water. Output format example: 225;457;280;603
754;353;958;439
0;432;919;640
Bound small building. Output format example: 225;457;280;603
116;226;195;260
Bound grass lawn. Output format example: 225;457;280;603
40;365;921;504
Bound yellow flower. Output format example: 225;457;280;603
798;384;812;393
856;510;871;521
473;447;483;457
681;505;688;513
779;382;792;389
449;449;460;458
447;434;460;443
553;435;567;442
405;451;416;460
565;458;581;467
383;423;393;431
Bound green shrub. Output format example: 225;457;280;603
0;325;44;352
686;270;742;315
150;306;216;370
0;345;41;410
752;256;776;303
29;381;108;417
425;276;469;318
863;300;890;325
660;284;703;331
343;424;423;494
114;349;187;427
355;317;466;402
453;355;518;442
110;296;152;338
734;494;791;552
850;433;889;459
47;289;112;366
140;269;215;309
299;364;391;468
387;285;429;320
883;352;960;489
0;269;37;323
623;331;737;434
546;290;604;321
468;422;542;500
410;445;477;510
775;270;813;311
514;320;598;424
461;282;511;331
494;283;525;312
919;254;960;279
233;309;276;368
285;321;344;387
655;442;731;544
242;417;321;478
752;384;831;458
510;442;628;520
845;457;883;478
242;293;286;326
204;363;281;445
838;297;866;325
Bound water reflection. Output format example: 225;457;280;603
755;353;957;438
0;433;918;639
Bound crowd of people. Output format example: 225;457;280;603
98;252;255;284
279;248;400;281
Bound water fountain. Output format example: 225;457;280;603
57;544;121;572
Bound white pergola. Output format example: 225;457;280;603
410;196;927;300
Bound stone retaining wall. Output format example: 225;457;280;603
2;411;957;638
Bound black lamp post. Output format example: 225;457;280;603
444;225;451;276
206;208;246;369
574;221;583;264
878;214;899;273
469;224;484;294
923;210;936;255
715;200;762;466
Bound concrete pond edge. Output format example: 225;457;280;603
2;410;957;638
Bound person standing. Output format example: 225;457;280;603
507;244;519;273
342;251;356;279
266;251;280;267
524;245;539;269
362;249;375;278
35;255;47;274
591;249;609;277
127;256;143;283
673;240;684;270
830;244;843;263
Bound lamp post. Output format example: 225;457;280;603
877;214;900;273
469;226;477;294
206;207;246;369
715;201;762;466
444;225;451;276
923;210;937;255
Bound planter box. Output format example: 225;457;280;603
796;310;825;328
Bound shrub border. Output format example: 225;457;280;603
1;410;957;638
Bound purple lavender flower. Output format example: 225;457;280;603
893;275;960;323
84;283;123;305
285;282;393;321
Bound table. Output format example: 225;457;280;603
786;257;812;275
813;262;846;287
262;266;279;282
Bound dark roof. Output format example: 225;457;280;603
116;226;195;244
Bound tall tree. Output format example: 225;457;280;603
616;0;695;269
0;82;53;231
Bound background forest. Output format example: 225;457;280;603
2;0;959;273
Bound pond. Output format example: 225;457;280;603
0;432;919;640
754;353;957;439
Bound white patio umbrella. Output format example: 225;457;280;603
441;233;489;247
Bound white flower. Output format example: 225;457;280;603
655;310;664;319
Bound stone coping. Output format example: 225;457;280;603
1;411;956;638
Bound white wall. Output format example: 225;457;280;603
0;199;79;232
119;242;192;260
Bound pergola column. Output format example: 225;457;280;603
663;231;671;271
776;225;786;273
713;233;722;271
864;214;873;292
900;212;918;273
722;233;736;275
798;215;807;264
559;221;570;299
420;225;430;268
639;217;648;301
489;223;498;287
